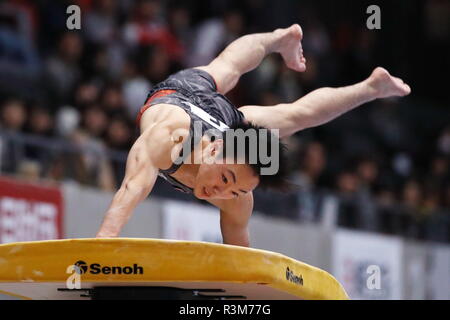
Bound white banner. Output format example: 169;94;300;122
162;201;222;243
332;229;404;300
426;245;450;300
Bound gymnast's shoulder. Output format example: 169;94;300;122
138;105;191;170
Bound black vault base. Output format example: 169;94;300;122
57;286;247;300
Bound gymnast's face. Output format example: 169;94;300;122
194;161;259;200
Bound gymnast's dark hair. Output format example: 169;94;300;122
214;120;294;192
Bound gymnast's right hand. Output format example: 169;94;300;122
95;230;118;238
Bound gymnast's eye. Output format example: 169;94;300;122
222;174;228;184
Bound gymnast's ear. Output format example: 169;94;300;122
201;138;224;163
205;138;224;163
210;138;224;156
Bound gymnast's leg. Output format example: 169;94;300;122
194;23;410;138
239;67;411;138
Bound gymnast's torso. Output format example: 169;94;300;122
137;68;246;194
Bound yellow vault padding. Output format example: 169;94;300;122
0;238;348;300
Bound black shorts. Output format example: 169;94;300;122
136;68;245;128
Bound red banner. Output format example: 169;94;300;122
0;177;63;243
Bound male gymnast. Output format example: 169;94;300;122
96;24;411;246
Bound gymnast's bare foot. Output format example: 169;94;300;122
367;67;411;98
275;24;306;72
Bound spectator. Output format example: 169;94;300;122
374;175;405;235
83;0;118;45
167;3;192;65
0;1;41;97
73;82;101;109
105;116;133;187
121;58;152;119
398;179;427;239
187;9;244;67
47;128;116;192
335;170;360;228
17;159;41;183
25;105;54;137
335;168;378;231
355;156;380;193
100;82;125;117
0;99;27;173
105;117;133;152
437;126;450;155
45;32;83;105
123;0;184;61
144;45;172;84
442;182;450;209
80;105;109;138
55;105;80;138
0;98;27;131
23;105;54;176
427;154;448;190
291;141;327;222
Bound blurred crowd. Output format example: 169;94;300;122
0;0;448;242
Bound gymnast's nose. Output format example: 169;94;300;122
214;184;232;197
213;186;221;195
213;184;228;195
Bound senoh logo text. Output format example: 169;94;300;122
286;267;303;286
74;260;144;275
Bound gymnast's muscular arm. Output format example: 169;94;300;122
207;192;254;247
96;123;173;238
196;24;306;95
96;134;158;237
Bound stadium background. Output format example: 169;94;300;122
0;0;448;299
